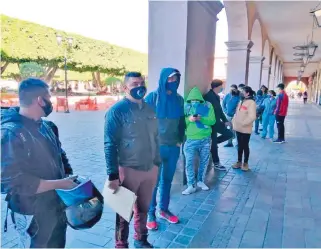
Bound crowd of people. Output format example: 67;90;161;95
0;70;289;248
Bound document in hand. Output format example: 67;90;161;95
102;180;137;222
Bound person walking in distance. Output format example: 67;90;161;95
145;68;185;230
182;87;216;195
261;90;277;141
303;91;308;104
1;78;77;248
232;86;257;171
204;79;233;171
104;72;160;248
222;84;240;147
273;83;289;144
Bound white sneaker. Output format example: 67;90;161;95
197;181;209;191
182;186;196;195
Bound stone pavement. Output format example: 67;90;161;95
1;100;321;248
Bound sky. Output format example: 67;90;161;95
1;0;228;55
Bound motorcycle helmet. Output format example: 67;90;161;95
56;176;104;230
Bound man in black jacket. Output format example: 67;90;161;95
204;79;233;171
1;78;77;248
104;72;160;248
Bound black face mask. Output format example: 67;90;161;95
41;98;53;117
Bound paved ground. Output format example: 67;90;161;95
2;100;321;248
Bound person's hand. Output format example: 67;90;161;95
189;116;197;122
196;115;201;121
108;179;119;194
57;175;78;190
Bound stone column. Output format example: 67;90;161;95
261;65;270;88
225;41;253;90
269;74;276;90
148;0;223;96
247;56;264;91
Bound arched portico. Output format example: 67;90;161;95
224;1;252;90
269;52;277;89
248;19;264;91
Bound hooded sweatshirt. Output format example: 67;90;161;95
145;68;185;146
184;87;216;140
1;107;65;215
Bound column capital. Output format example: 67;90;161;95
198;1;224;21
225;40;253;51
249;56;265;63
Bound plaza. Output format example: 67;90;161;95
2;100;321;248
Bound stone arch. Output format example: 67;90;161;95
224;1;249;41
250;19;263;56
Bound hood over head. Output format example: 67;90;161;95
158;68;181;93
186;87;205;103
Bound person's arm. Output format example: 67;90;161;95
274;94;283;115
243;101;257;126
222;94;228;114
145;92;157;112
61;148;73;176
1;129;75;195
200;104;216;126
153;125;161;167
178;116;186;144
104;108;121;181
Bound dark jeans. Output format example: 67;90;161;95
115;166;158;248
304;98;307;104
275;115;285;141
14;209;67;248
211;123;233;164
236;132;251;163
149;145;180;215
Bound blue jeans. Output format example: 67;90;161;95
261;114;276;139
184;137;211;187
148;145;180;215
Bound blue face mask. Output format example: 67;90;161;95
166;81;179;93
130;86;147;100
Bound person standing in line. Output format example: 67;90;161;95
104;72;160;248
254;90;265;135
303;91;308;104
222;84;240;147
261;85;269;98
1;78;77;248
182;87;216;195
204;80;233;171
261;90;277;140
144;68;185;230
238;84;246;91
232;86;257;171
273;83;289;144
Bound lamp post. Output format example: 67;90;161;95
56;34;73;113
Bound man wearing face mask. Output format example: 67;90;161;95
1;78;77;248
204;79;233;171
144;68;185;230
222;84;240;147
104;72;160;248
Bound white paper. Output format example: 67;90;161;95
102;180;137;222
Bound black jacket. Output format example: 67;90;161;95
104;98;161;181
204;90;228;130
1;107;66;215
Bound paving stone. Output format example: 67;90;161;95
174;235;192;245
181;227;198;237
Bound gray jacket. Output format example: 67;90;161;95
104;98;161;180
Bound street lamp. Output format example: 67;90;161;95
310;8;321;27
307;41;318;57
56;34;73;113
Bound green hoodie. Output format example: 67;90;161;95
184;87;216;140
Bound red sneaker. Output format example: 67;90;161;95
159;210;179;224
146;218;158;230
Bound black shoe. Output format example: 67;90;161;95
273;139;285;144
214;163;227;171
224;143;233;148
134;239;153;248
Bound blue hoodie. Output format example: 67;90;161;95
145;68;185;146
222;92;240;117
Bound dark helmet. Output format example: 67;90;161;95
56;176;104;230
